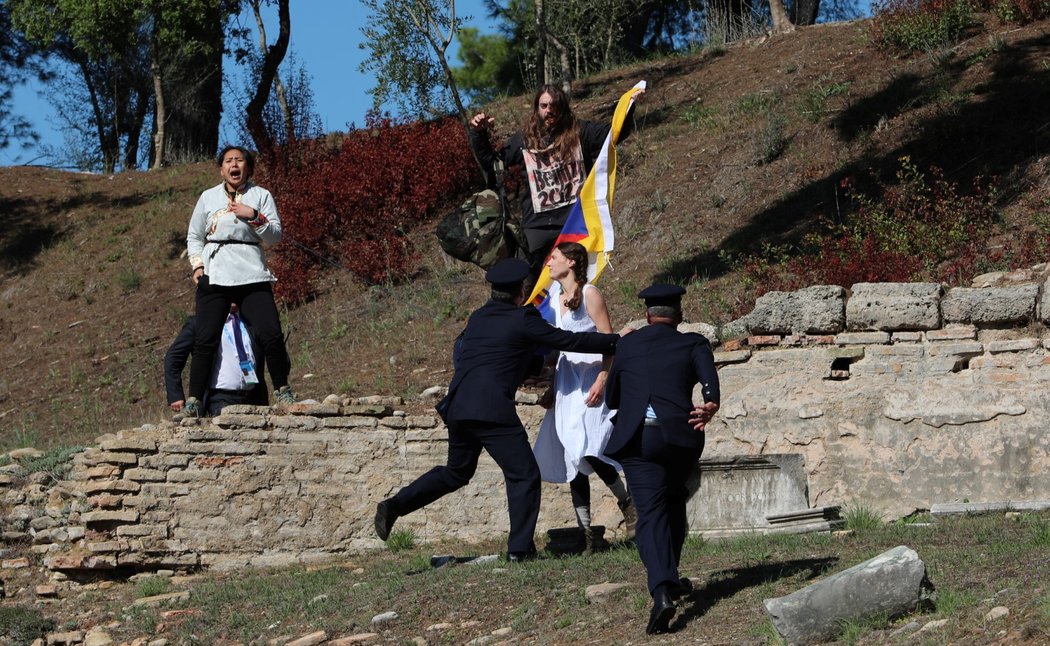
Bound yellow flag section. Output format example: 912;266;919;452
527;80;647;312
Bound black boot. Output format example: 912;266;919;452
646;587;675;635
374;498;399;541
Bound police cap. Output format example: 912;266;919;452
485;258;530;287
638;283;686;308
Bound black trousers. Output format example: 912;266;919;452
390;419;541;555
617;423;702;596
569;456;620;508
189;277;290;401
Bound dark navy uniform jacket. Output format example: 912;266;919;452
605;322;720;453
442;300;618;427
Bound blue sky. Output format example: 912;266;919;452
2;0;495;167
4;1;870;168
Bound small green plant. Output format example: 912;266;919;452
838;612;890;644
12;446;83;481
117;267;141;292
734;91;779;116
870;0;975;53
797;77;851;123
754;111;788;164
1028;515;1050;547
135;575;172;598
682;102;719;130
385;529;416;552
0;606;56;644
843;503;883;530
933;586;977;615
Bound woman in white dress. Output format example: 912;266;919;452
533;241;637;553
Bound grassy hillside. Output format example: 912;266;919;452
2;15;1049;451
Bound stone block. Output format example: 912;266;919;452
217;405;268;415
892;331;923;343
826;346;865;360
834;331;889;345
99;437;157;452
847;282;942;331
377;417;407;429
942;284;1038;325
679;321;720;343
925;325;977;341
405;416;439;429
82;510;139;525
765;546;929;645
714;349;751;364
69;465;121;481
123;468;167;482
927;341;984;357
1041;275;1050;323
343;404;392;416
985;338;1041;353
269;415;321;429
749;285;846;335
116;524;169;537
166;469;219;483
86;452;139;466
286;402;342;416
139;454;192;468
323;416;378;428
353;395;403;407
866;344;924;357
213;414;268;428
86;494;122;509
79;479;141;495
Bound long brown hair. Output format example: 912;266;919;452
524;84;580;161
556;241;589;310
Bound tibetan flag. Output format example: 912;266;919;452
527;80;646;318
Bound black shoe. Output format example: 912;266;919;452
670;576;693;600
506;550;537;563
374;499;398;541
646;588;676;635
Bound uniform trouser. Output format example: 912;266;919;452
189;277;290;401
391;420;541;555
617;423;702;597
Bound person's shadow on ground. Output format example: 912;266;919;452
670;556;839;632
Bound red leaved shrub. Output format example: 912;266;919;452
258;114;479;305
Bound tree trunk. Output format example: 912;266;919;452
533;0;546;87
75;55;118;173
159;2;223;163
791;0;820;26
769;0;796;34
251;0;294;143
246;0;290;153
150;17;166;170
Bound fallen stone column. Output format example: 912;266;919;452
764;545;930;644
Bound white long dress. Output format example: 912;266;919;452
533;282;621;483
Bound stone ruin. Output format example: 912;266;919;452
1;265;1048;580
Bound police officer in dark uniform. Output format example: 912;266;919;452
604;284;721;635
374;259;620;560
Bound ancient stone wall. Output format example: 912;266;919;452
3;268;1048;576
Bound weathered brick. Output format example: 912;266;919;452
342;404;391;416
286;402;341;416
87;494;122;509
82;510;139;525
867;344;924;357
166;469;219;483
892;331;923;343
713;349;751;364
748;335;781;346
377;417;407;429
69;465;121;481
87;540;126;553
269;415;322;429
86;452;139;466
116;524;169;537
927;341;984;357
140;454;192;468
323;416;378;428
925;325;977;341
834;331;890;345
124;468;167;482
80;479;141;495
827;346;865;360
985;338;1041;353
99;438;157;452
213;414;268;428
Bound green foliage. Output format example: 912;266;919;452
386;529;416;552
754;111;788;164
870;0;976;53
797;77;851;123
359;0;460;119
0;606;56;645
1028;515;1050;547
843;503;884;530
117;266;141;293
933;586;977;615
682;101;719;130
452;27;522;106
136;576;172;598
837;612;890;644
10;446;82;481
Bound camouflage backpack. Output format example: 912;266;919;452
436;188;517;269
